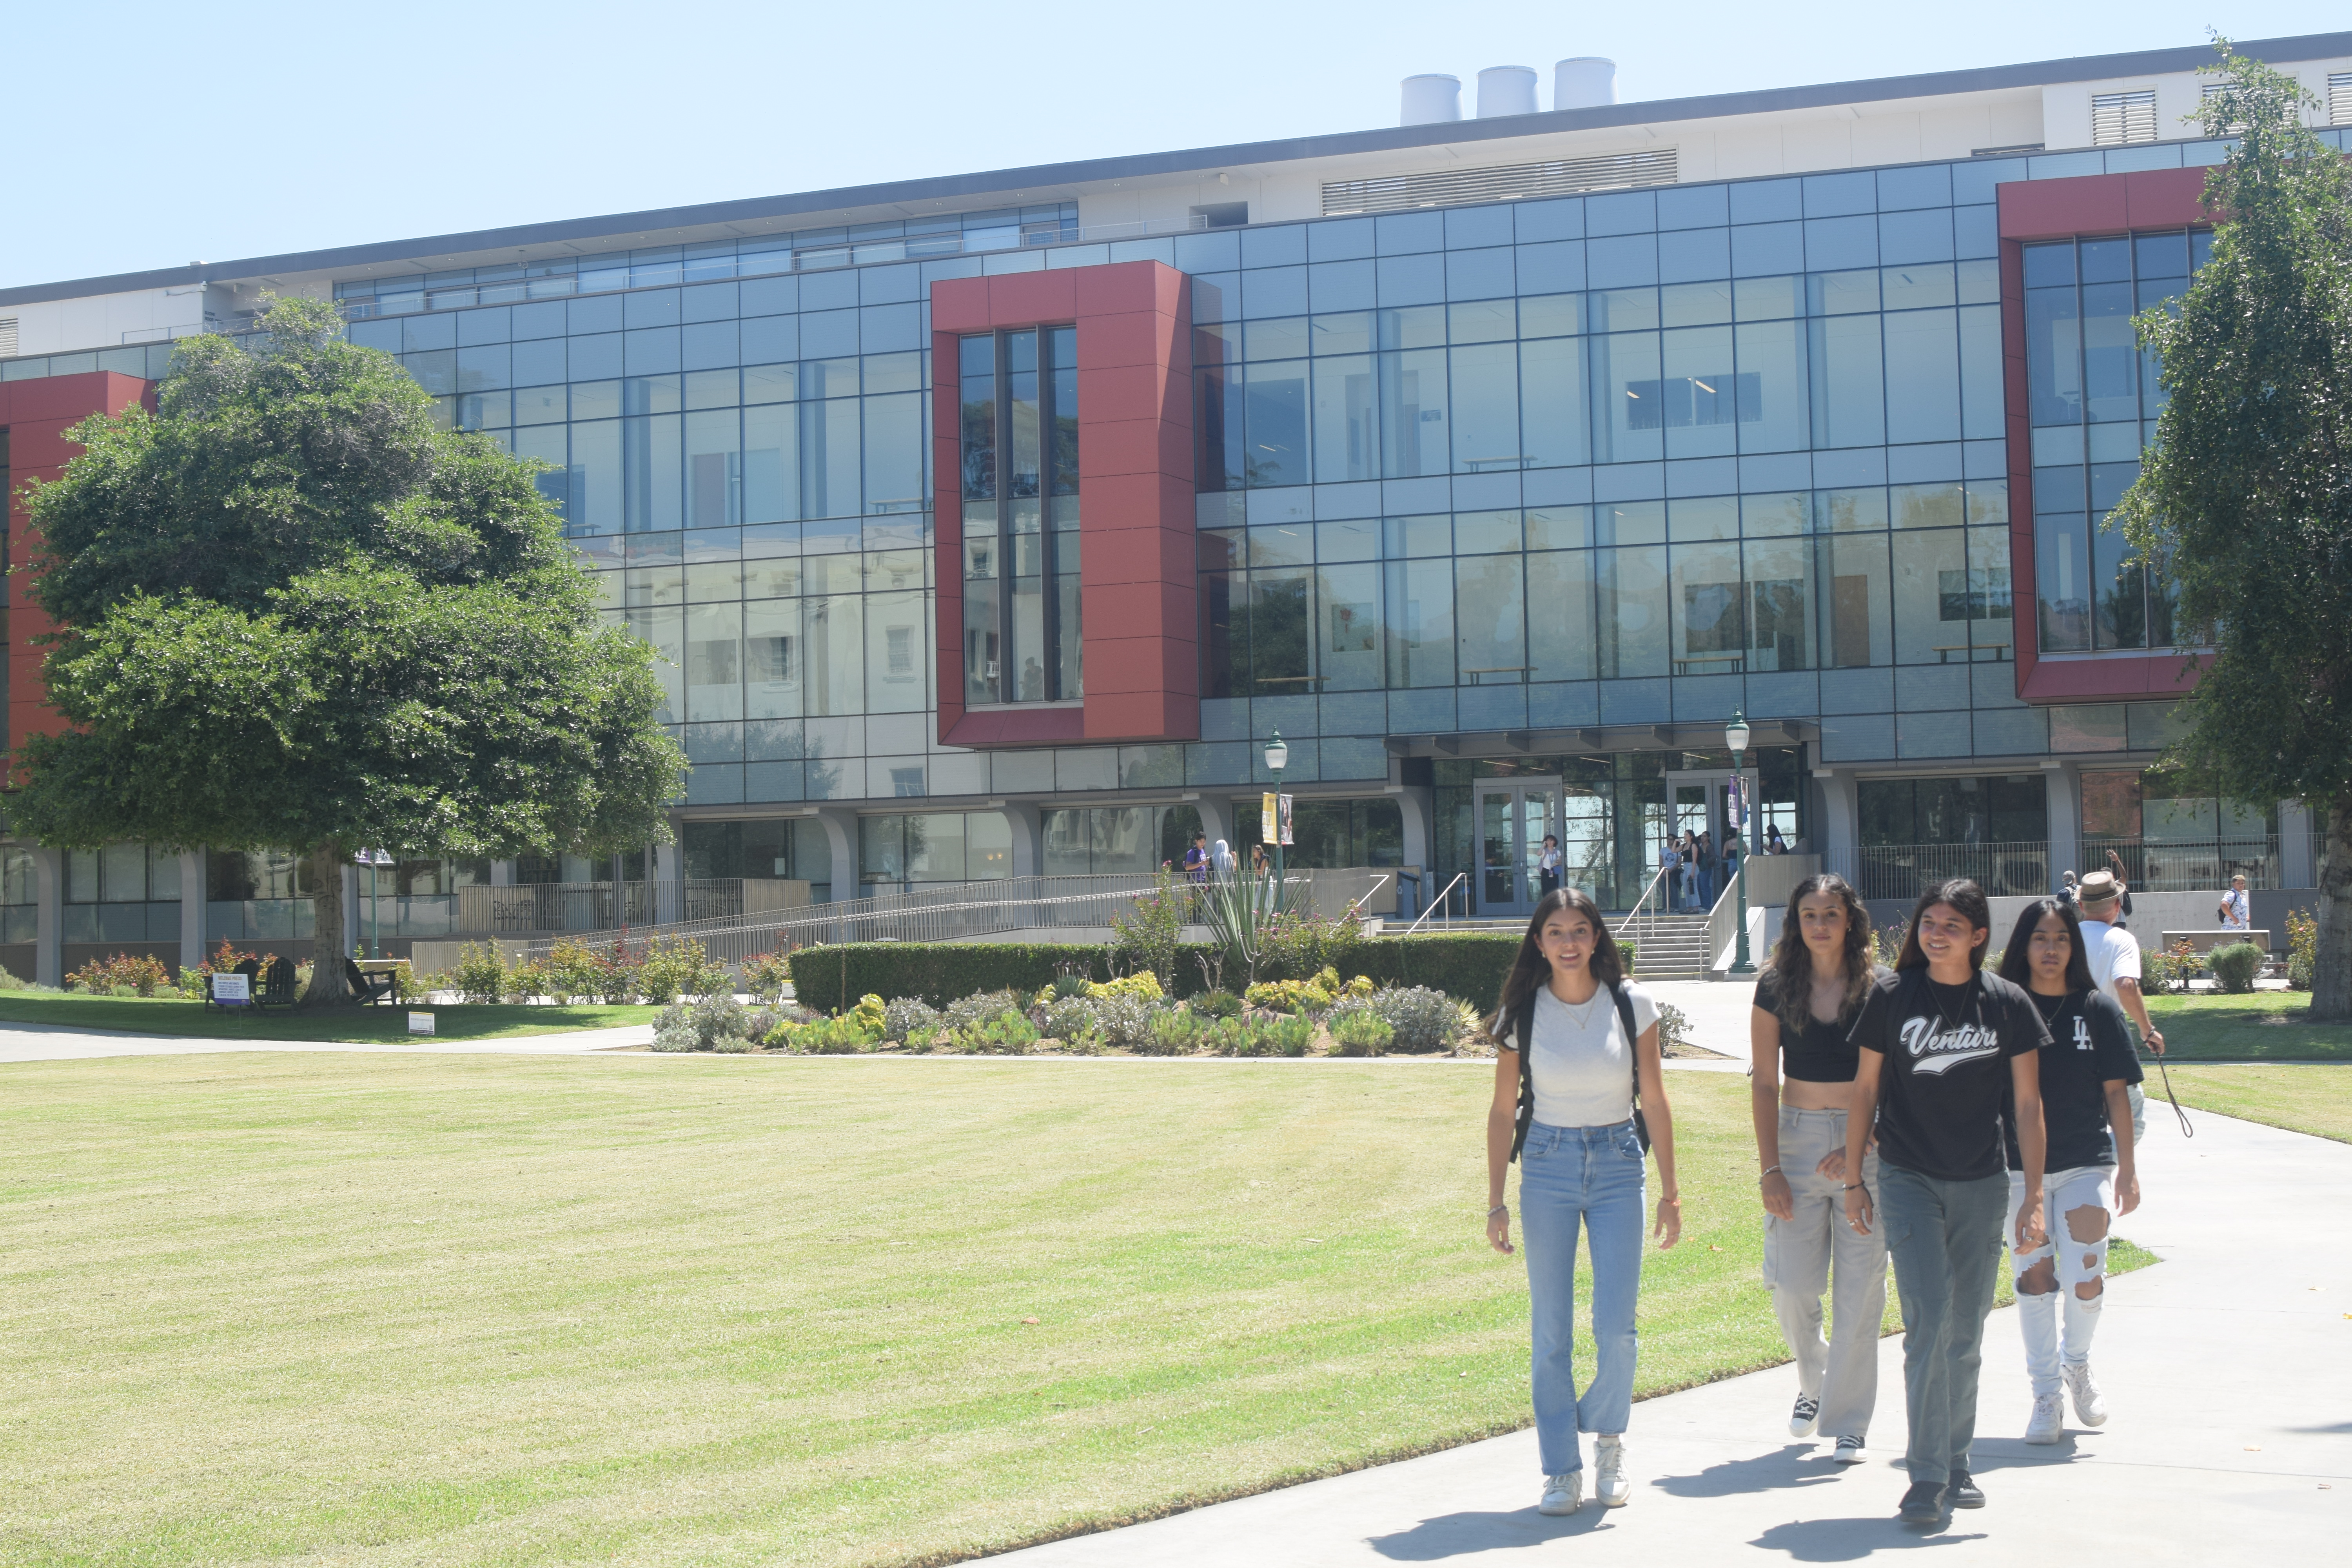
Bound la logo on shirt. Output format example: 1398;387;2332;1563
2071;1015;2092;1051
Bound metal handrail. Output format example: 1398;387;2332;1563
1339;873;1393;922
1403;872;1468;936
1615;861;1672;936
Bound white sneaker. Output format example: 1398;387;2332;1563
1594;1435;1632;1506
1833;1435;1867;1464
1539;1472;1582;1515
2025;1392;2064;1445
2064;1363;2109;1427
1789;1394;1821;1437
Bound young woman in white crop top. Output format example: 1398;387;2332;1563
1486;886;1680;1518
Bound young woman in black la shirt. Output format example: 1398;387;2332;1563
1749;872;1890;1465
1842;879;2049;1526
1994;898;2143;1446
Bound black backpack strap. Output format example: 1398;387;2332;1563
1507;995;1536;1163
1612;983;1653;1154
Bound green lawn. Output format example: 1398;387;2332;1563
2163;1063;2352;1144
0;991;660;1042
0;1055;2151;1568
2142;990;2352;1062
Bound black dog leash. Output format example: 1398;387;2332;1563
2145;1043;2194;1139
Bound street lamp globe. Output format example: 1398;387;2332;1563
1724;711;1752;755
1264;732;1289;775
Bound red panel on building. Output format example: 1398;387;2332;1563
0;372;154;765
1997;169;2215;707
931;260;1198;748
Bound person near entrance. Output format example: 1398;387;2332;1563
1695;830;1719;907
1842;879;2050;1525
1183;831;1210;885
1485;888;1681;1517
2075;870;2161;1146
1750;872;1890;1465
1660;835;1684;911
1537;835;1563;897
1993;898;2143;1446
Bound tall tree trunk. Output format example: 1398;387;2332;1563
2309;798;2352;1022
306;843;353;1005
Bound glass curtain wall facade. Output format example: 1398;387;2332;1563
960;327;1082;704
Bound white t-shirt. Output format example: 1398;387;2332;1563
1525;981;1659;1129
2220;889;2250;930
2081;917;2139;1005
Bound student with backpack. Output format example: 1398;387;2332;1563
1485;887;1681;1517
1842;879;2050;1525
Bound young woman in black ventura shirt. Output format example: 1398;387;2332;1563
1749;872;1889;1465
1994;898;2143;1446
1842;879;2049;1526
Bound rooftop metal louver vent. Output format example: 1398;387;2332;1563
1320;147;1677;216
2330;72;2351;127
0;318;17;359
2090;89;2158;146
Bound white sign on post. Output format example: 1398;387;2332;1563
211;973;250;1005
408;1012;436;1035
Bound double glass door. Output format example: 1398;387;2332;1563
1662;770;1759;912
1476;779;1561;918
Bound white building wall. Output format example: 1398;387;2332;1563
6;284;206;358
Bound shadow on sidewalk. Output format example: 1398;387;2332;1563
1367;1505;1612;1559
1749;1518;1989;1560
1651;1442;1862;1497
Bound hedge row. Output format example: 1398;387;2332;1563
783;932;1634;1015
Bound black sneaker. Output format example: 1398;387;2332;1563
1898;1481;1947;1523
1947;1471;1985;1508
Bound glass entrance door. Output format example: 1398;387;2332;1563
1475;780;1562;918
1662;770;1759;912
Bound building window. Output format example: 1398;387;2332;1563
2081;769;2280;889
1854;775;2048;898
2090;89;2158;146
860;811;1013;884
960;328;1081;704
2022;230;2212;654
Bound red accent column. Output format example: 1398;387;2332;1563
0;372;154;765
931;260;1198;748
1997;168;2215;705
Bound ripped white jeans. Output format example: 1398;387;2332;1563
2005;1165;2115;1396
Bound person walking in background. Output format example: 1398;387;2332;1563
1538;834;1564;898
1750;873;1890;1465
1843;879;2050;1526
1210;838;1235;881
1485;888;1681;1517
2218;874;2250;932
1661;833;1684;913
1183;831;1210;885
1768;824;1789;856
1994;899;2143;1446
1695;831;1718;907
2075;870;2161;1147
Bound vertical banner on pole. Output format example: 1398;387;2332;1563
1276;793;1294;846
1261;792;1278;844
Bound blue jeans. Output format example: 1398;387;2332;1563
1878;1163;2007;1485
1520;1118;1646;1475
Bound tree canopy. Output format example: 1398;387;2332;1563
2114;45;2352;1018
11;296;685;1001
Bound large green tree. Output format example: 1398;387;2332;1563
2115;46;2352;1018
11;297;684;1002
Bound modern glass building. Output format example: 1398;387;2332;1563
2;31;2345;977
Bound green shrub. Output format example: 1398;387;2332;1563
1328;1010;1394;1056
0;964;27;991
451;942;508;1005
882;996;940;1043
772;1015;877;1054
1040;995;1100;1047
944;1009;1038;1055
1371;985;1461;1053
1089;993;1156;1051
65;953;172;996
711;1034;756;1053
739;950;794;1001
2286;909;2317;991
1136;1008;1201;1056
2210;940;2264;994
1111;867;1188;991
1191;988;1243;1019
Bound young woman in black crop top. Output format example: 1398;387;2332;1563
1749;872;1889;1466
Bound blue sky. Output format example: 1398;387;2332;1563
8;2;2341;288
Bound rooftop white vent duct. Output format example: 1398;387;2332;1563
1476;65;1539;118
1400;74;1462;126
1555;56;1617;111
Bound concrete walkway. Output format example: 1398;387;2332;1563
0;1020;652;1063
996;1099;2352;1563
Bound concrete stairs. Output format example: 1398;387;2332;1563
1613;913;1715;980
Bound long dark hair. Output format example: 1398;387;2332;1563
1492;887;1625;1038
1766;871;1876;1031
1996;897;2096;994
1893;878;1993;971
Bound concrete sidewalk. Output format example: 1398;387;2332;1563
0;1020;653;1062
996;1101;2351;1563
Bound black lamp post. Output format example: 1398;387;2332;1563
1726;710;1754;975
1264;731;1289;908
